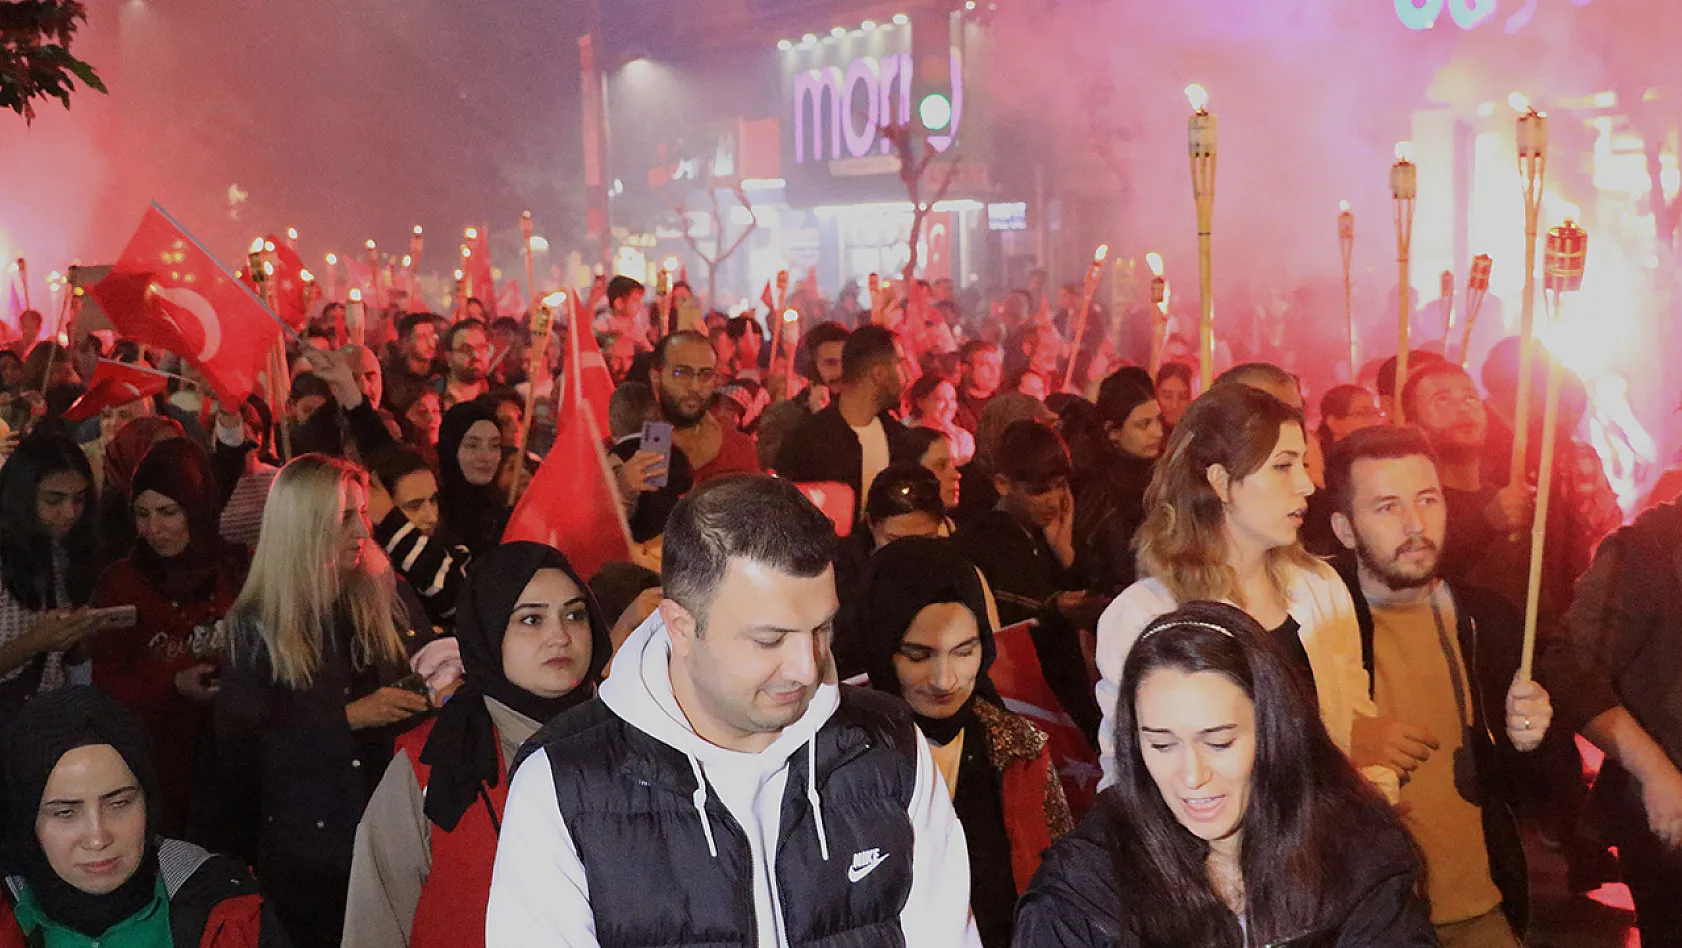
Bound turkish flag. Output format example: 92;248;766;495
496;278;526;320
257;236;310;330
465;227;495;313
568;293;615;438
502;313;632;578
62;360;169;422
90;205;283;405
990;620;1102;816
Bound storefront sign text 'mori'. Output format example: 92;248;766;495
792;50;962;164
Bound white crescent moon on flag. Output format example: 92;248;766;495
152;284;222;362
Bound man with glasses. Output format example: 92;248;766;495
650;331;759;486
436;319;492;409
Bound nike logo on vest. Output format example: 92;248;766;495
847;848;889;883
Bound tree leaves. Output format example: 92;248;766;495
0;0;105;124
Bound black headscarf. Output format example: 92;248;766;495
419;541;611;831
1;687;161;938
436;400;508;555
130;438;229;603
858;536;999;744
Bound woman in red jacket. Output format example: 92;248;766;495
858;536;1073;948
342;541;611;948
93;439;249;838
0;686;289;947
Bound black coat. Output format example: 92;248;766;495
773;404;920;523
1331;554;1531;935
1014;805;1436;947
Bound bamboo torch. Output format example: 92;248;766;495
867;273;882;324
510;291;564;504
662;257;681;333
409;226;424;310
1186;84;1217;390
365;239;380;308
1146;253;1168;377
1064;244;1108;392
453;268;466;320
1391;141;1418;425
15;257;30;311
1519;218;1587;681
285;227;299;250
1459;254;1493;368
347;289;366;347
251;238;293;461
1339;201;1355;379
520;212;536;315
1510;95;1549;491
782;308;800;396
325;254;339;301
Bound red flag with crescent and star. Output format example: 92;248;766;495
262;236;311;330
61;360;170;423
501;294;631;578
90;205;283;404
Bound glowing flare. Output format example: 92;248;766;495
663;256;681;272
263;240;276;253
414;225;424;236
262;261;274;276
248;237;264;254
349;288;362;302
402;255;412;268
1509;92;1532;113
300;269;314;282
365;239;376;251
325;253;338;265
1394;141;1415;163
286;227;298;240
1185;84;1209;112
783;309;799;323
1339;200;1351;212
465;227;478;240
1145;252;1164;276
542;291;568;308
454;269;464;281
1093;244;1109;262
462;246;472;258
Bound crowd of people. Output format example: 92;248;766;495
0;261;1674;948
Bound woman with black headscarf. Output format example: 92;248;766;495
0;686;288;947
435;401;509;556
92;438;250;838
858;537;1073;948
343;542;610;948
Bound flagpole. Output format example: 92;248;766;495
510;292;562;505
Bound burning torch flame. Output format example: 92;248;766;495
1339;200;1351;213
454;269;464;281
413;225;424;236
248;237;264;254
349;288;362;303
286;227;298;241
462;246;472;259
365;239;376;251
542;291;567;308
326;253;338;265
663;256;681;273
1509;92;1533;114
300;269;314;282
262;261;275;277
783;309;799;323
1185;84;1209;113
1093;244;1109;263
465;227;478;240
263;240;276;253
401;255;413;268
1146;253;1164;277
1394;141;1415;163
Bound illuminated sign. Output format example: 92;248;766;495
792;50;963;164
987;202;1027;231
1396;0;1594;32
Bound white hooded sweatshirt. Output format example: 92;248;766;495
485;611;981;947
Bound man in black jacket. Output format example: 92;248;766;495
1542;499;1682;947
1325;425;1553;947
774;325;920;523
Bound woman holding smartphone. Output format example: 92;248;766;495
207;455;428;948
92;438;250;838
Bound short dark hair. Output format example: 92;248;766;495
958;339;1000;365
490;315;524;335
1323;424;1438;518
841;325;898;381
289;371;333;403
444;319;488;353
865;463;945;524
608;381;659;440
725;315;763;341
399;312;438;339
1400;360;1474;422
907;372;949;407
1376;349;1447;398
804;321;850;352
1215;362;1299;399
662;475;837;627
994;420;1073;491
367;445;432;495
607;276;645;306
891;426;945;466
652;330;709;370
589;562;661;629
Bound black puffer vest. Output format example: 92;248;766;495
523;685;921;948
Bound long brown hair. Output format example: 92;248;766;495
1135;384;1317;606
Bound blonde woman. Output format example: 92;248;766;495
208;454;430;948
1092;383;1397;802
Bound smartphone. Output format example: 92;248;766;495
87;605;138;632
640;420;674;489
674;296;703;333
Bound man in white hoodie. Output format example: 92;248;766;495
487;475;980;947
